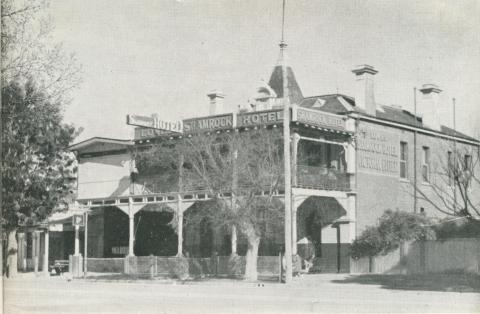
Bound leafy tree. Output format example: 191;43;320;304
136;128;285;281
1;80;78;276
1;0;81;276
350;210;435;259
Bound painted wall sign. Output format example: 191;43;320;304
182;114;233;133
237;109;283;127
112;246;128;255
294;107;346;131
134;127;170;140
127;114;182;133
357;125;400;177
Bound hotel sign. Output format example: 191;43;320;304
134;127;170;140
127;114;182;133
357;125;399;177
293;107;346;131
183;114;233;133
237;109;283;127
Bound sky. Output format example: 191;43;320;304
48;0;480;142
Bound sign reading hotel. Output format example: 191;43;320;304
237;109;283;127
183;113;233;133
127;114;182;133
357;125;399;177
294;107;346;131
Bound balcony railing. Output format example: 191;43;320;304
295;165;350;191
135;165;351;195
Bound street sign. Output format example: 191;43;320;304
127;114;182;133
72;214;85;227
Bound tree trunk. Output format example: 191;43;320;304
244;233;260;282
7;229;18;277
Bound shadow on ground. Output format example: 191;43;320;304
332;273;480;293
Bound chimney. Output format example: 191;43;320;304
419;84;442;130
207;90;225;115
352;64;378;116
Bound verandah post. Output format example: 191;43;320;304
128;197;134;257
43;230;49;275
231;148;238;256
177;195;183;257
177;153;184;257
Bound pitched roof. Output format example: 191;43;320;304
300;94;352;114
68;137;133;152
299;95;479;143
268;65;304;105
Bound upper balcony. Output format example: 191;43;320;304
295;165;351;191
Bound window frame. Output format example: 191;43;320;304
399;141;408;180
422;146;430;183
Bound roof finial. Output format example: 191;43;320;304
280;0;287;49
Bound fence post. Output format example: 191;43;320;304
149;255;155;279
278;251;282;283
420;241;426;273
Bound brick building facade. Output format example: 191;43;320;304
27;47;479;275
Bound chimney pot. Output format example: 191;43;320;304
419;84;442;94
352;64;378;76
352;64;378;116
207;90;225;115
418;83;442;130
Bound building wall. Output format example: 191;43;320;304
356;119;479;235
77;153;132;199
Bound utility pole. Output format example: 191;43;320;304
453;98;457;214
413;88;418;213
281;0;293;284
83;211;88;278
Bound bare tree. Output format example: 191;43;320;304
136;128;285;281
1;0;81;103
414;142;480;221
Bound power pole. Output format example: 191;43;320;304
281;0;293;284
453;98;457;214
413;88;418;213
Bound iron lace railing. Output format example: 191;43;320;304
295;165;350;191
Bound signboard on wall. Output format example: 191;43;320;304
357;125;400;177
293;107;346;131
182;113;234;133
72;214;85;227
127;114;182;133
237;109;283;128
134;127;170;140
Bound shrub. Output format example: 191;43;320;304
434;218;480;239
351;210;436;259
172;257;189;280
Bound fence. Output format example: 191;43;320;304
87;258;124;273
122;255;281;279
351;238;480;274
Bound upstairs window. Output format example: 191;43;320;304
464;154;472;171
422;146;430;182
447;151;453;185
464;154;472;188
400;142;408;179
